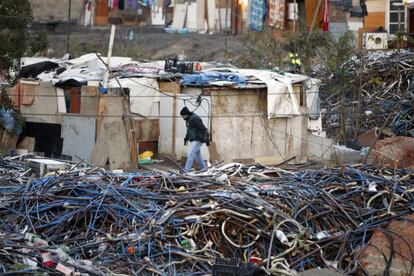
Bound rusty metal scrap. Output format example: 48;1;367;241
0;157;414;275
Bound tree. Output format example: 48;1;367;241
0;0;32;76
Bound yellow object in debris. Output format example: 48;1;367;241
139;151;154;160
44;172;56;177
177;186;188;194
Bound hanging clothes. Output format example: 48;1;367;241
128;0;139;10
118;0;125;10
246;0;252;27
268;0;286;30
249;0;266;31
322;0;329;31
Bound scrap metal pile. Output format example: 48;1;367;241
1;157;414;275
314;50;414;140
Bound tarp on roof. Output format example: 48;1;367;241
19;61;59;79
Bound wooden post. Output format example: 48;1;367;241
103;25;116;89
67;0;72;53
129;124;138;169
309;0;322;32
172;84;178;159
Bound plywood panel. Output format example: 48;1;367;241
159;81;180;93
20;82;61;124
107;120;131;170
210;89;286;163
133;119;160;141
172;3;188;29
80;86;98;116
364;12;386;29
186;3;198;30
207;0;216;31
197;0;206;30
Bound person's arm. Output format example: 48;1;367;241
192;117;207;132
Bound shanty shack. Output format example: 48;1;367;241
10;54;323;169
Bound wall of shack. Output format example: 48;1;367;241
210;88;308;164
30;0;83;23
210;88;284;164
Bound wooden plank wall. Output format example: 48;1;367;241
95;0;109;25
305;0;324;29
364;12;386;29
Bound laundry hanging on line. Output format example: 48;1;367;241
249;0;267;31
268;0;286;30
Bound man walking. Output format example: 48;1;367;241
180;107;209;172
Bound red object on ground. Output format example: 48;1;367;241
322;0;329;31
43;260;55;268
127;246;136;254
249;257;262;264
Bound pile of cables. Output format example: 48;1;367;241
0;157;413;275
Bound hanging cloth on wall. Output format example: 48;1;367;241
118;0;125;10
128;0;139;10
322;0;329;31
249;0;266;31
268;0;286;30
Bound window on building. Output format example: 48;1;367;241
389;0;406;34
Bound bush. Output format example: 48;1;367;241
0;0;32;77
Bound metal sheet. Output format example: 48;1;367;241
62;116;96;161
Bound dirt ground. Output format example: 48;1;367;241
33;25;252;65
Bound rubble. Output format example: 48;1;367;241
359;213;414;275
0;156;413;275
314;50;414;141
367;136;414;169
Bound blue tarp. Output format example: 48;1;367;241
181;71;247;86
0;108;21;134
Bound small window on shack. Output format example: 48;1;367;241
292;84;306;107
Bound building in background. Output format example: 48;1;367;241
30;0;83;24
32;0;414;50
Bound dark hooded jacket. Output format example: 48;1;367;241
181;107;209;143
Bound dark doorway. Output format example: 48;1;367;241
21;122;63;157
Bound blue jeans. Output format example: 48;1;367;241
184;141;207;172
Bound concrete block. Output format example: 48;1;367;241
333;145;366;165
307;133;335;165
